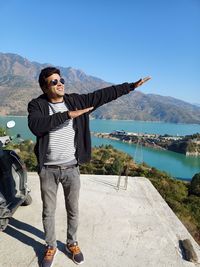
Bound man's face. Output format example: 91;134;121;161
44;73;65;101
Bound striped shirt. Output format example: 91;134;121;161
44;101;76;165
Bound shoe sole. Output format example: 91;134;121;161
65;246;84;265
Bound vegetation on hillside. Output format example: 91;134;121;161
0;126;6;136
168;133;200;155
1;136;200;245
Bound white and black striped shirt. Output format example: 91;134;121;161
44;101;76;165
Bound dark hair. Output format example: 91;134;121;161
38;67;60;91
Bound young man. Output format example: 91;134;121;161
28;67;150;266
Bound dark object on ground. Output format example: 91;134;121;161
179;239;198;262
0;149;32;231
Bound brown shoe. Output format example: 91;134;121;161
41;246;57;267
65;242;84;265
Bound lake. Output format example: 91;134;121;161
0;116;200;180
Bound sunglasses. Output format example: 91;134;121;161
49;78;65;86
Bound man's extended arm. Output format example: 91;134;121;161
28;77;151;134
69;77;151;118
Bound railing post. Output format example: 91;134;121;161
116;164;129;191
116;175;121;190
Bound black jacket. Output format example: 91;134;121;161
28;82;135;173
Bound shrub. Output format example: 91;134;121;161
189;173;200;197
0;126;6;137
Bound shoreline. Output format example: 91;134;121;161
92;131;200;157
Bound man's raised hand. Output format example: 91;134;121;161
134;76;151;88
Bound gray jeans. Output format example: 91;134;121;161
39;165;80;247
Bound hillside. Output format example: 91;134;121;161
0;52;200;123
4;140;200;246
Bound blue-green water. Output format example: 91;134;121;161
0;117;200;180
90;119;200;136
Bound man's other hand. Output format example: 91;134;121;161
68;107;94;119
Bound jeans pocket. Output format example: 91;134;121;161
76;166;80;176
39;166;45;178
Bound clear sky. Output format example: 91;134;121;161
0;0;199;104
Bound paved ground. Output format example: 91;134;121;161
0;173;200;267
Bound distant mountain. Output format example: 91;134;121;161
0;52;200;124
0;52;109;116
193;103;200;107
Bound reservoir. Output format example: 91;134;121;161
0;116;199;180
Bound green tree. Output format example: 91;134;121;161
0;126;6;137
111;157;123;175
189;173;200;197
100;149;110;161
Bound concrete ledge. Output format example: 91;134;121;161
0;173;199;267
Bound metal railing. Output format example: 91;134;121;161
116;165;129;191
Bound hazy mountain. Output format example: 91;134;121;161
0;52;200;124
193;103;200;107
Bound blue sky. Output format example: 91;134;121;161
0;0;199;104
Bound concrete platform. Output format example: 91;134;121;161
0;173;200;267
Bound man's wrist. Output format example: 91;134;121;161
67;111;71;119
129;83;136;91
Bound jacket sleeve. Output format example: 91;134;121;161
27;99;70;137
77;82;135;110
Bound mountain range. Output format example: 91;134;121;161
0;52;200;124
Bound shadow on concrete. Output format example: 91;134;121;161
57;240;66;253
88;177;118;189
9;218;44;239
4;218;45;265
57;240;74;263
4;218;69;266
